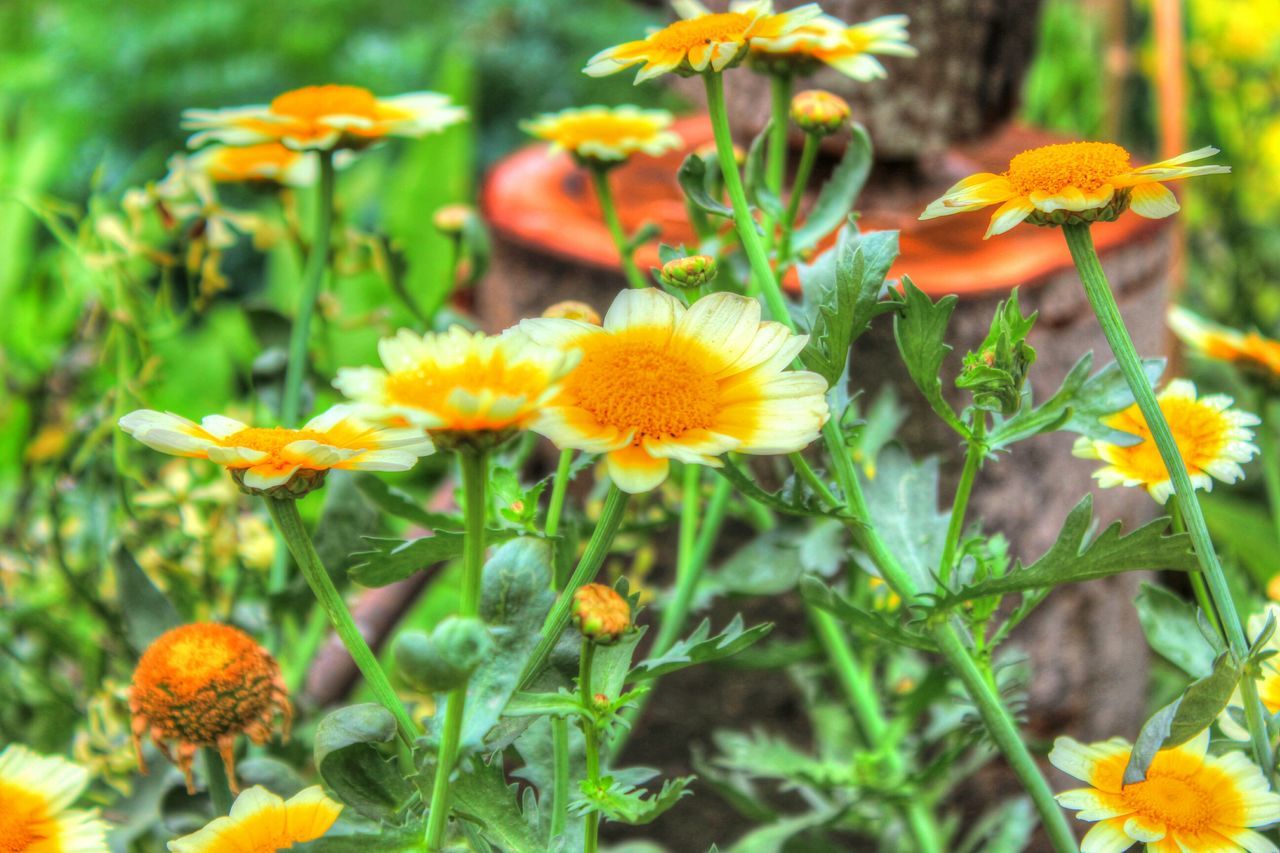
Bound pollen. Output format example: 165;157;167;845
1101;396;1233;482
648;13;753;51
1006;141;1132;195
130;623;291;793
563;331;719;441
223;427;327;455
271;84;380;121
0;788;47;850
385;357;549;427
1119;770;1223;834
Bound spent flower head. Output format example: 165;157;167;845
750;13;916;79
920;142;1230;238
130;623;291;793
573;583;633;644
521;289;829;492
0;744;110;852
522;105;683;167
168;785;342;853
1072;379;1259;505
790;89;851;137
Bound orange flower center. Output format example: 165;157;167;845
540;114;664;149
1120;773;1216;834
0;785;50;851
224;427;328;454
1101;395;1234;484
1006;141;1132;195
271;85;380;122
563;330;719;441
206;144;299;182
649;12;754;51
383;355;549;429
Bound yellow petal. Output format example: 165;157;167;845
606;445;670;493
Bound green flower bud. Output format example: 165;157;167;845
956;290;1038;415
660;255;718;291
393;616;491;692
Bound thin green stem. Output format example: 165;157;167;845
425;451;489;851
265;497;418;746
939;417;986;586
202;747;234;815
1170;504;1223;636
809;606;942;853
546;450;575;542
704;72;793;325
519;486;630;689
790;450;840;508
591;167;648;290
550;717;571;842
1063;222;1274;776
677;464;700;581
778;134;819;266
281;150;335;426
764;73;792;244
580;641;601;853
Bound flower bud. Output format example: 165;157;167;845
790;90;851;137
660;255;718;291
394;616;492;692
572;583;632;645
432;203;474;236
543;300;602;325
956;291;1038;416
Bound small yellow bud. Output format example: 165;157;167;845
1268;574;1280;603
432;203;474;236
660;255;718;290
790;90;851;137
542;300;602;325
572;583;632;644
695;141;745;166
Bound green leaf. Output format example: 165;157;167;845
349;532;465;587
726;809;838;853
574;774;693;825
502;690;585;719
956;798;1036;853
798;227;899;386
314;704;415;822
1134;583;1220;678
394;616;492;692
716;456;840;519
1202;491;1280;587
792;123;872;251
702;529;804;597
677;153;733;218
1123;652;1242;784
893;277;966;435
799;576;936;651
110;544;181;653
743;121;783;219
353;472;462;531
935;496;1198;606
451;756;545;853
855;447;949;593
628;615;772;682
312;471;381;586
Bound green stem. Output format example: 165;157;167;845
704;72;792;325
580;641;601;853
281;150;335;426
591;167;648;290
939;417;986;586
1257;397;1280;549
790;450;840;508
1062;222;1274;776
764;73;792;244
265;497;418;746
546;448;575;592
550;717;571;842
777;134;819;266
519;486;630;689
202;746;234;815
1170;505;1223;636
809;606;942;853
425;450;489;851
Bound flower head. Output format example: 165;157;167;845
183;84;466;151
0;745;109;853
543;300;603;325
1072;379;1259;504
1050;729;1280;852
920;142;1230;238
790;90;851;137
584;0;822;84
189;142;318;186
521;289;829;492
573;583;633;644
130;623;291;792
168;785;342;853
521;105;683;166
120;405;433;498
750;13;916;79
334;326;579;451
1169;305;1280;385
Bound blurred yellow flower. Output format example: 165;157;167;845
0;744;109;852
585;0;821;83
1219;604;1280;742
1168;304;1280;382
1050;729;1280;852
1072;379;1259;504
920;142;1230;238
751;13;916;79
522;106;683;164
189;142;317;186
184;84;466;151
168;785;342;853
521;289;829;492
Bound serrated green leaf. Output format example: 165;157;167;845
312;471;381;586
353;471;462;531
792;124;872;251
677;153;732;218
1123;652;1241;784
349;532;465;587
1134;583;1220;678
936;496;1198;606
303;819;425;852
855;447;949;593
574;774;693;825
502;690;585;719
893;277;966;435
628;615;772;682
716;456;841;519
314;704;415;822
452;755;544;853
798;576;936;651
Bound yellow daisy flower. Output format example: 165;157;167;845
120;405;433;498
520;289;829;493
168;785;342;853
1071;379;1259;505
333;326;579;449
183;84;466;152
1220;604;1280;742
584;0;822;83
130;623;291;793
1050;729;1280;852
919;142;1230;238
751;13;916;79
188;142;318;186
0;745;110;853
1169;305;1280;383
521;105;684;165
